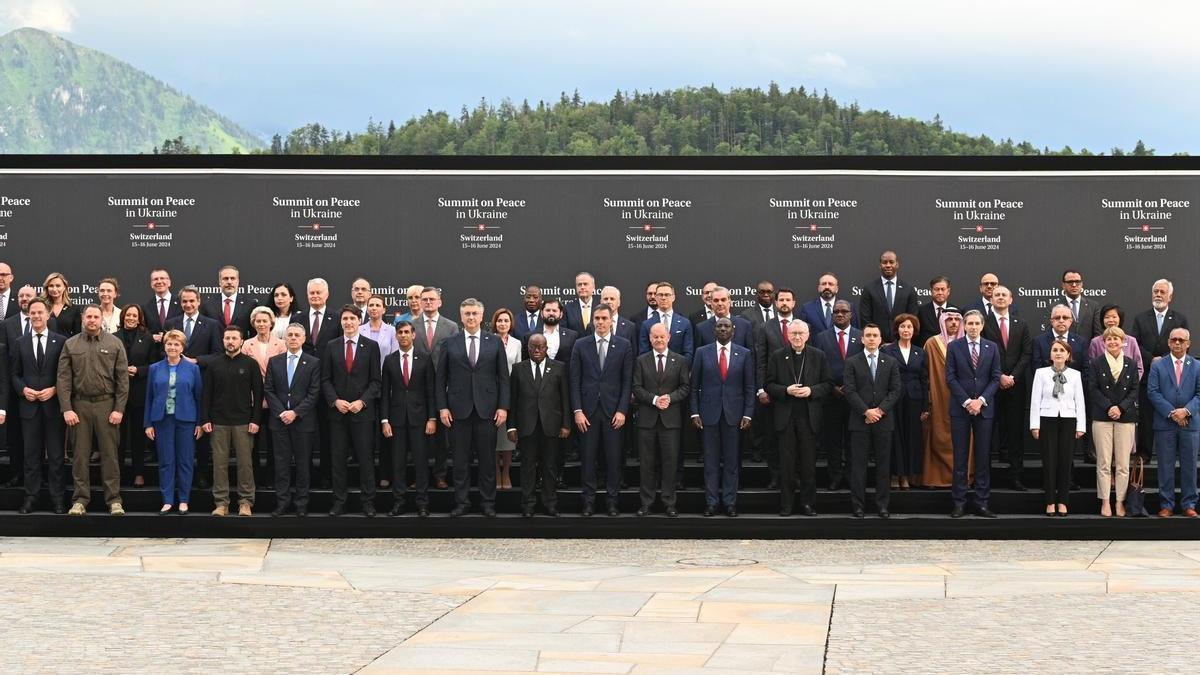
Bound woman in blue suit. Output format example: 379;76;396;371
882;313;928;490
144;329;204;514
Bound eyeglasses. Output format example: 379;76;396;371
832;309;851;314
1169;337;1190;343
980;281;998;286
1063;279;1083;285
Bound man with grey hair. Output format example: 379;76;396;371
564;271;598;334
437;298;510;517
1131;278;1189;458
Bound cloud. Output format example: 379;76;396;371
803;51;874;87
5;0;78;33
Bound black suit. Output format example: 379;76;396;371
983;312;1033;480
116;329;158;478
916;302;948;348
633;350;691;510
0;313;29;480
764;345;833;511
1128;307;1189;456
436;331;511;511
201;294;260;337
321;335;381;507
142;295;183;336
11;330;66;501
380;349;435;507
48;305;81;338
842;351;902;513
689;308;713;328
264;350;321;509
164;314;221;358
752;316;795;475
812;326;863;487
508;358;570;511
299;308;341;357
522;327;578;365
858;278;919;343
0;293;17;320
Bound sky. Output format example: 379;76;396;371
2;0;1198;153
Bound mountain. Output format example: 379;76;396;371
0;27;262;154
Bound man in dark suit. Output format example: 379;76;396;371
945;310;1002;518
1129;279;1189;458
753;287;800;484
531;298;577;364
563;272;598;334
0;284;34;487
570;304;633;516
858;252;919;343
380;320;437;516
164;286;221;359
0;262;18;319
842;323;902;518
507;333;570;517
811;300;863;491
631;281;660;337
412;286;459;487
12;298;66;514
690;318;754;516
983;285;1033;490
299;277;342;489
639;282;693;360
695;287;753;349
1031;304;1088;373
349;277;372;322
512;284;544;340
764;319;832;516
688;281;717;327
962;272;1020;321
800;273;858;335
600;286;637;347
263;323;322;517
633;323;691;517
740;280;776;328
436;298;510;517
143;268;182;342
916;276;952;347
321;305;382;517
1057;269;1103;340
200;265;259;337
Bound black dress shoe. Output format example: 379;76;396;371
767;477;779;490
483;507;497;518
271;506;288;517
388;504;404;517
827;478;843;491
779;509;792;517
417;507;429;517
18;497;35;514
1011;479;1028;492
362;503;376;518
703;506;716;517
851;509;865;518
328;503;345;517
637;508;649;517
522;508;534;518
802;505;817;517
976;507;998;518
581;505;593;517
725;506;738;517
665;508;678;518
450;506;467;517
295;507;308;518
607;506;619;517
545;507;559;517
878;510;891;519
950;505;965;518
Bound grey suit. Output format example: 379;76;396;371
632;350;691;510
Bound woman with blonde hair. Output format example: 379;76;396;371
42;272;81;337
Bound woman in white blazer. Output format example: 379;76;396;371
1030;339;1087;516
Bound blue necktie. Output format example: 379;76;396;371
184;317;193;341
1157;313;1165;334
287;354;297;388
869;353;877;380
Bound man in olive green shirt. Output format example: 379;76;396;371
58;304;129;515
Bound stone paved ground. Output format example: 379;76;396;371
826;591;1200;674
271;538;1111;566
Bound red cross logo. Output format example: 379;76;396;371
312;223;320;230
147;222;156;230
478;223;487;231
643;224;652;232
809;224;817;232
1142;224;1150;232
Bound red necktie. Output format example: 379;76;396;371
425;319;434;350
1176;358;1184;387
310;312;321;345
999;316;1009;348
345;339;354;373
719;346;728;382
657;353;665;376
838;330;847;360
402;353;410;385
780;319;788;343
223;298;233;326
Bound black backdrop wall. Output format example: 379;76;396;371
0;162;1196;331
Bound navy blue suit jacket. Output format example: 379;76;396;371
812;326;864;384
694;315;754;351
1031;330;1088;378
945;337;1002;419
799;298;859;335
569;333;633;419
563;297;597;334
164;314;221;358
638;312;694;361
689;342;755;425
436;331;510;419
143;358;203;425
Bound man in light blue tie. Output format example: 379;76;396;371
263;323;322;517
842;324;902;518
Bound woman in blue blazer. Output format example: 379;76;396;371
144;330;204;514
882;314;929;490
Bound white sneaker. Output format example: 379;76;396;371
68;502;86;516
109;502;125;516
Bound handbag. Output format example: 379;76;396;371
1124;453;1150;517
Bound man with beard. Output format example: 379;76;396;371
689;281;718;327
801;273;856;335
1128;279;1188;458
754;287;800;486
